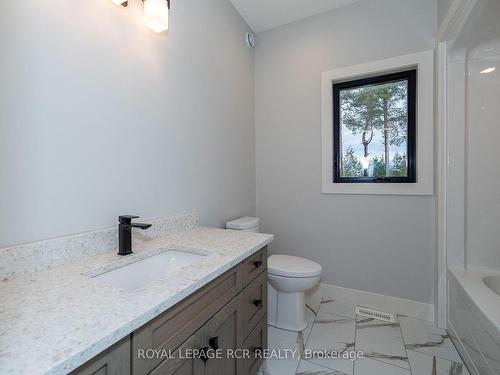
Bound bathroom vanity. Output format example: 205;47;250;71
0;215;273;375
72;247;268;375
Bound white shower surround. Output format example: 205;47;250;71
438;0;500;372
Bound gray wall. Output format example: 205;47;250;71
255;0;437;303
0;0;255;247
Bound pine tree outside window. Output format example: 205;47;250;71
333;70;417;183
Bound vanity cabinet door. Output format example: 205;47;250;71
148;330;205;375
242;316;267;375
204;295;244;375
70;337;131;375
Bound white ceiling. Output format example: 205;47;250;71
229;0;360;33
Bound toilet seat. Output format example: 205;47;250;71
268;255;322;278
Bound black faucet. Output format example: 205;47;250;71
118;215;152;256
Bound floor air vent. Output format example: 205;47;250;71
356;306;396;323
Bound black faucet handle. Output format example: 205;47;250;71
119;215;140;224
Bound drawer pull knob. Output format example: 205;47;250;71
209;336;219;350
253;260;263;268
253;299;263;307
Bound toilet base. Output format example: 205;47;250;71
267;283;308;332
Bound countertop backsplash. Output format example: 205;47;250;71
0;212;199;279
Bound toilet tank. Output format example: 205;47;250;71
226;217;260;233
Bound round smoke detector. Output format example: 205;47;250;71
245;32;256;49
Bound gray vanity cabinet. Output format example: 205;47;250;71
148;295;243;375
241;272;267;340
148;330;205;375
132;266;243;375
70;337;131;375
242;316;268;375
71;247;267;375
204;295;244;375
241;250;267;287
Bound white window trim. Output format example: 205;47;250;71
321;50;434;195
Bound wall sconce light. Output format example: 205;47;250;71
143;0;170;34
110;0;128;6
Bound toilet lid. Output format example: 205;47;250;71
268;255;322;278
226;217;259;230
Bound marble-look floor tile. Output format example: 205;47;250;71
399;316;463;363
304;312;355;374
296;359;348;375
261;358;301;375
268;325;310;356
264;296;470;375
354;358;411;375
306;305;318;325
304;359;354;375
407;350;470;375
305;290;323;314
355;315;410;370
265;324;312;375
306;312;356;352
318;299;356;319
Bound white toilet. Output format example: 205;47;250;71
225;216;260;233
226;217;322;332
267;255;321;331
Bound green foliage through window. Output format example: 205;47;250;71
333;70;416;183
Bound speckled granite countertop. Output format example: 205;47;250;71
0;227;273;375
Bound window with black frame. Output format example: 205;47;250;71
333;70;416;183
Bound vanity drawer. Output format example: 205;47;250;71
242;272;267;340
242;315;267;375
132;266;242;375
242;247;267;287
148;329;205;375
70;337;131;375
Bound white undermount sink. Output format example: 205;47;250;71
93;250;205;291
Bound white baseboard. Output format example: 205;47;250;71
305;282;435;322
